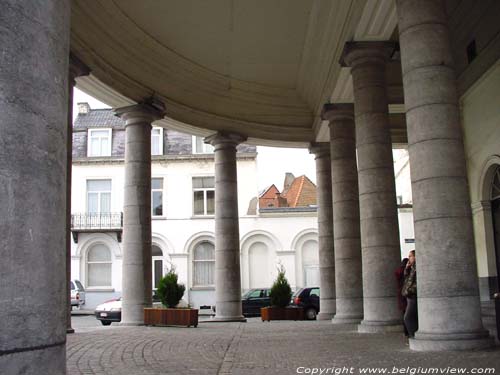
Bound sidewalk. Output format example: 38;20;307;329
67;320;500;375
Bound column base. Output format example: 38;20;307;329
410;330;494;351
358;320;403;333
317;312;335;320
211;315;247;322
332;314;363;325
66;328;75;334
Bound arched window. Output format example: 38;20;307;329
152;245;163;289
193;241;215;287
87;244;112;287
491;166;500;201
249;242;270;288
302;239;319;287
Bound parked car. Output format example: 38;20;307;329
291;287;320;320
70;280;86;308
95;298;122;326
94;295;187;325
241;288;271;317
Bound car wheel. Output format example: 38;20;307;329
305;307;317;320
100;320;112;326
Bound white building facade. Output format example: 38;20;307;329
71;105;414;309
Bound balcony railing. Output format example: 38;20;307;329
71;212;123;231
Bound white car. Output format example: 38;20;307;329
95;298;122;326
94;297;188;326
70;280;85;308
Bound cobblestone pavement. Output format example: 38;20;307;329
67;320;500;375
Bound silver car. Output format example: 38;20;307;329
70;280;86;308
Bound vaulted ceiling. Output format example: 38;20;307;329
71;0;403;146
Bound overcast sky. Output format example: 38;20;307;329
73;88;316;192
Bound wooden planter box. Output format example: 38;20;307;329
261;307;304;321
144;308;198;327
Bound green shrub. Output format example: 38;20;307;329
157;269;186;308
269;266;292;308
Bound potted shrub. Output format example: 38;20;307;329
144;268;198;327
261;265;304;321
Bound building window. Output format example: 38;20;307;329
151;127;163;155
192;136;214;154
87;179;111;213
193;241;215;287
491;166;500;201
152;178;163;216
193;176;215;216
87;244;112;287
87;129;112;157
302;239;319;287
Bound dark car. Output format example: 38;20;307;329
291;287;320;320
241;288;271;317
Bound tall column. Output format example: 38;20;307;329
341;42;403;333
205;132;247;322
323;103;364;324
0;1;70;373
397;0;492;350
115;102;165;325
309;143;336;320
66;54;90;334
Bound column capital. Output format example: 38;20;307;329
340;41;397;68
114;99;166;126
322;103;355;123
309;142;330;159
69;52;90;84
204;132;247;149
471;200;492;214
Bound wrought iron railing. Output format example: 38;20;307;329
71;212;123;230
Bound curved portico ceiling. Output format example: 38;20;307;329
71;0;368;144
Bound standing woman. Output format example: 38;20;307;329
402;250;418;338
395;257;409;337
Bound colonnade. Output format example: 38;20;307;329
0;0;493;373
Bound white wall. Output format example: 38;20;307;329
72;154;416;309
461;61;500;281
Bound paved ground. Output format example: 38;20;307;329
67;317;500;375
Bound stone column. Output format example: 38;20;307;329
66;54;90;334
205;132;247;322
309;143;336;320
115;102;165;325
322;103;364;324
0;1;70;373
341;42;403;333
397;0;492;350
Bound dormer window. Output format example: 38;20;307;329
87;128;112;157
151;127;163;155
192;136;214;154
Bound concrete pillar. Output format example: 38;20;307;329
115;102;165;325
341;42;403;333
396;0;492;350
309;143;336;320
322;103;364;324
0;1;70;373
205;132;247;322
67;54;90;334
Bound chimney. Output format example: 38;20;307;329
283;172;295;192
77;102;90;115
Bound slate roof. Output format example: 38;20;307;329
73;109;124;129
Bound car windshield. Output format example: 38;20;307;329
70;281;75;290
292;288;303;297
242;290;253;298
75;280;84;291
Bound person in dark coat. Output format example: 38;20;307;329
395;257;409;337
402;250;418;338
